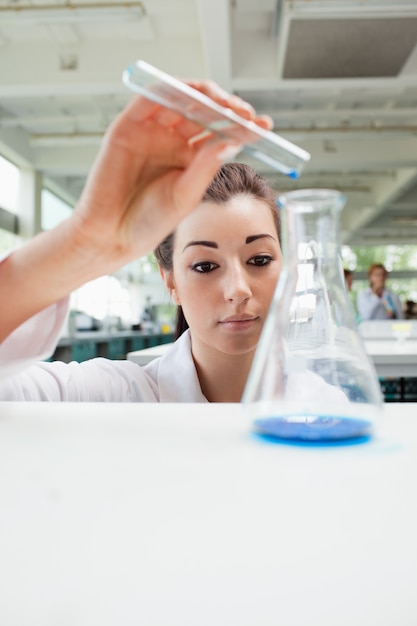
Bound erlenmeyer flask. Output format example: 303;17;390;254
243;189;383;441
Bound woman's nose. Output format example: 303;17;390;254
223;265;252;303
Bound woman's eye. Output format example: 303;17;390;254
191;261;218;273
249;255;272;267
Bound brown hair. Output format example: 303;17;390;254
154;162;280;339
368;263;388;278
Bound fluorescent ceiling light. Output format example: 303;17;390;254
0;2;146;24
289;0;417;18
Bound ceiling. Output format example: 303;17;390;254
1;0;417;246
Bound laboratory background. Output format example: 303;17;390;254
1;0;417;395
3;5;417;625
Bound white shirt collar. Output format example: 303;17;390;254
145;330;208;403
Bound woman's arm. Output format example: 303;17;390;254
0;82;271;343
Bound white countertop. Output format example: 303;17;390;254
364;339;417;355
0;401;416;625
363;338;417;377
128;338;417;377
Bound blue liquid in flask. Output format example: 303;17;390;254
254;414;373;442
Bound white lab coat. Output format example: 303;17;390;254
0;300;349;405
0;299;206;402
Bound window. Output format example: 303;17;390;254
0;156;20;213
70;275;134;330
0;156;20;252
41;189;73;230
0;228;20;255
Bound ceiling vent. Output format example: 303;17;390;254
282;17;417;79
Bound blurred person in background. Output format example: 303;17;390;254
344;268;354;292
344;268;360;323
357;263;403;321
404;299;417;320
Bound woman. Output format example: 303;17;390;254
154;163;281;402
0;163;280;402
0;79;281;401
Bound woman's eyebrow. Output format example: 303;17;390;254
183;234;277;252
183;240;218;252
246;234;277;244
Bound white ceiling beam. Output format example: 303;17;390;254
342;167;417;244
145;0;199;16
341;204;385;245
0;115;105;128
45;23;81;45
30;133;103;147
4;108;416;130
281;127;417;141
0;128;34;167
0;82;128;98
298;137;417;172
401;41;417;74
0;39;206;98
272;108;417;121
373;168;417;207
232;75;417;91
196;0;232;89
24;127;417;149
30;135;417;177
33;145;99;175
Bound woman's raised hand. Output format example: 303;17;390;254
71;80;273;275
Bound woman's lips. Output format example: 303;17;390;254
219;316;259;331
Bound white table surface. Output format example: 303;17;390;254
128;339;417;378
363;339;417;377
1;401;417;626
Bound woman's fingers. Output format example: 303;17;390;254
253;114;274;130
118;79;270;146
172;139;242;218
187;79;256;120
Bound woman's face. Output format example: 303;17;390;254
164;194;282;357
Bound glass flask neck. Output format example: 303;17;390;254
278;189;349;325
278;189;345;266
